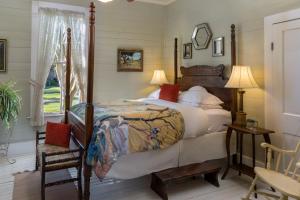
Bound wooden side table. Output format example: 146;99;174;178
221;124;275;179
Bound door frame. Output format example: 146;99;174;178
264;8;300;133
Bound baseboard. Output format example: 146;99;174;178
235;154;265;168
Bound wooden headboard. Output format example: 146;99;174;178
177;65;237;119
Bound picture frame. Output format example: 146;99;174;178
183;43;193;59
0;39;7;72
117;49;143;72
212;37;224;57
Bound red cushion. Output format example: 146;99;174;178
45;122;71;148
159;84;180;102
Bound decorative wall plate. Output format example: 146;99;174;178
192;23;212;50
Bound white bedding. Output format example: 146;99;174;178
139;98;231;138
142;98;209;138
102;98;233;179
107;131;236;179
206;108;232;133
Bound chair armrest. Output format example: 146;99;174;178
261;143;296;155
296;162;300;169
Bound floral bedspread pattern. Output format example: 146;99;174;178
71;102;184;178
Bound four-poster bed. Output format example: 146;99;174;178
64;3;237;199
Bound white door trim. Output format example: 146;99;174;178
264;8;300;135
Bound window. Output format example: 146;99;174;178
43;64;81;114
31;2;88;120
44;65;61;113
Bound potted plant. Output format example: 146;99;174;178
0;81;21;163
0;81;21;129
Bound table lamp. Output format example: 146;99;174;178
225;66;258;126
150;70;168;85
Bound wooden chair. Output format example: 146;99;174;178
35;131;83;200
242;142;300;200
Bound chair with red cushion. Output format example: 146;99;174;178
35;122;83;200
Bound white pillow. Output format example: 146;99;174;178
202;93;224;105
189;85;224;105
178;90;207;104
179;85;224;105
178;100;201;107
148;89;160;99
179;86;208;104
188;86;207;92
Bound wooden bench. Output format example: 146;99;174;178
151;161;221;200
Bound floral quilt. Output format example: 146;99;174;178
71;102;184;178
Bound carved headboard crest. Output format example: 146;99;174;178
180;64;226;79
178;65;228;90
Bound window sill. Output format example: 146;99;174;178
44;113;64;118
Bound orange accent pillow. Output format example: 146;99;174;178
159;84;180;102
45;122;71;148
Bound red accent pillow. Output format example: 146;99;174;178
159;84;180;102
45;122;71;148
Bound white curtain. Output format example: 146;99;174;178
31;8;61;126
30;8;87;126
65;12;87;102
56;11;87;110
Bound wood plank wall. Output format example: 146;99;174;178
0;0;165;141
162;0;300;161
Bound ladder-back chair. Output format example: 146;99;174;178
242;142;300;200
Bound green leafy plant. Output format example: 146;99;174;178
0;81;22;129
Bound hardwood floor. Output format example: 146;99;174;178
0;155;34;200
0;141;270;200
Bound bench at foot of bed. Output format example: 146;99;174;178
151;160;222;200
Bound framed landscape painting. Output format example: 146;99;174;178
117;49;143;72
0;39;7;72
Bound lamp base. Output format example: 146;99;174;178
234;112;247;126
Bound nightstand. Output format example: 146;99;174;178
221;124;275;179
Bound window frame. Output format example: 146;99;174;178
31;1;88;116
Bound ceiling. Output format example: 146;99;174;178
136;0;176;6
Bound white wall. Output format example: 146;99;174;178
93;0;164;102
0;0;33;142
163;0;300;160
0;0;164;142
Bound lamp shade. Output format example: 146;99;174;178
150;70;168;85
225;66;258;89
98;0;113;2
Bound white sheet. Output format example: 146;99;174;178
107;131;236;179
205;109;232;133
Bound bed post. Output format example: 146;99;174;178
83;2;95;200
230;24;238;121
174;38;178;84
65;28;71;124
231;24;236;67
